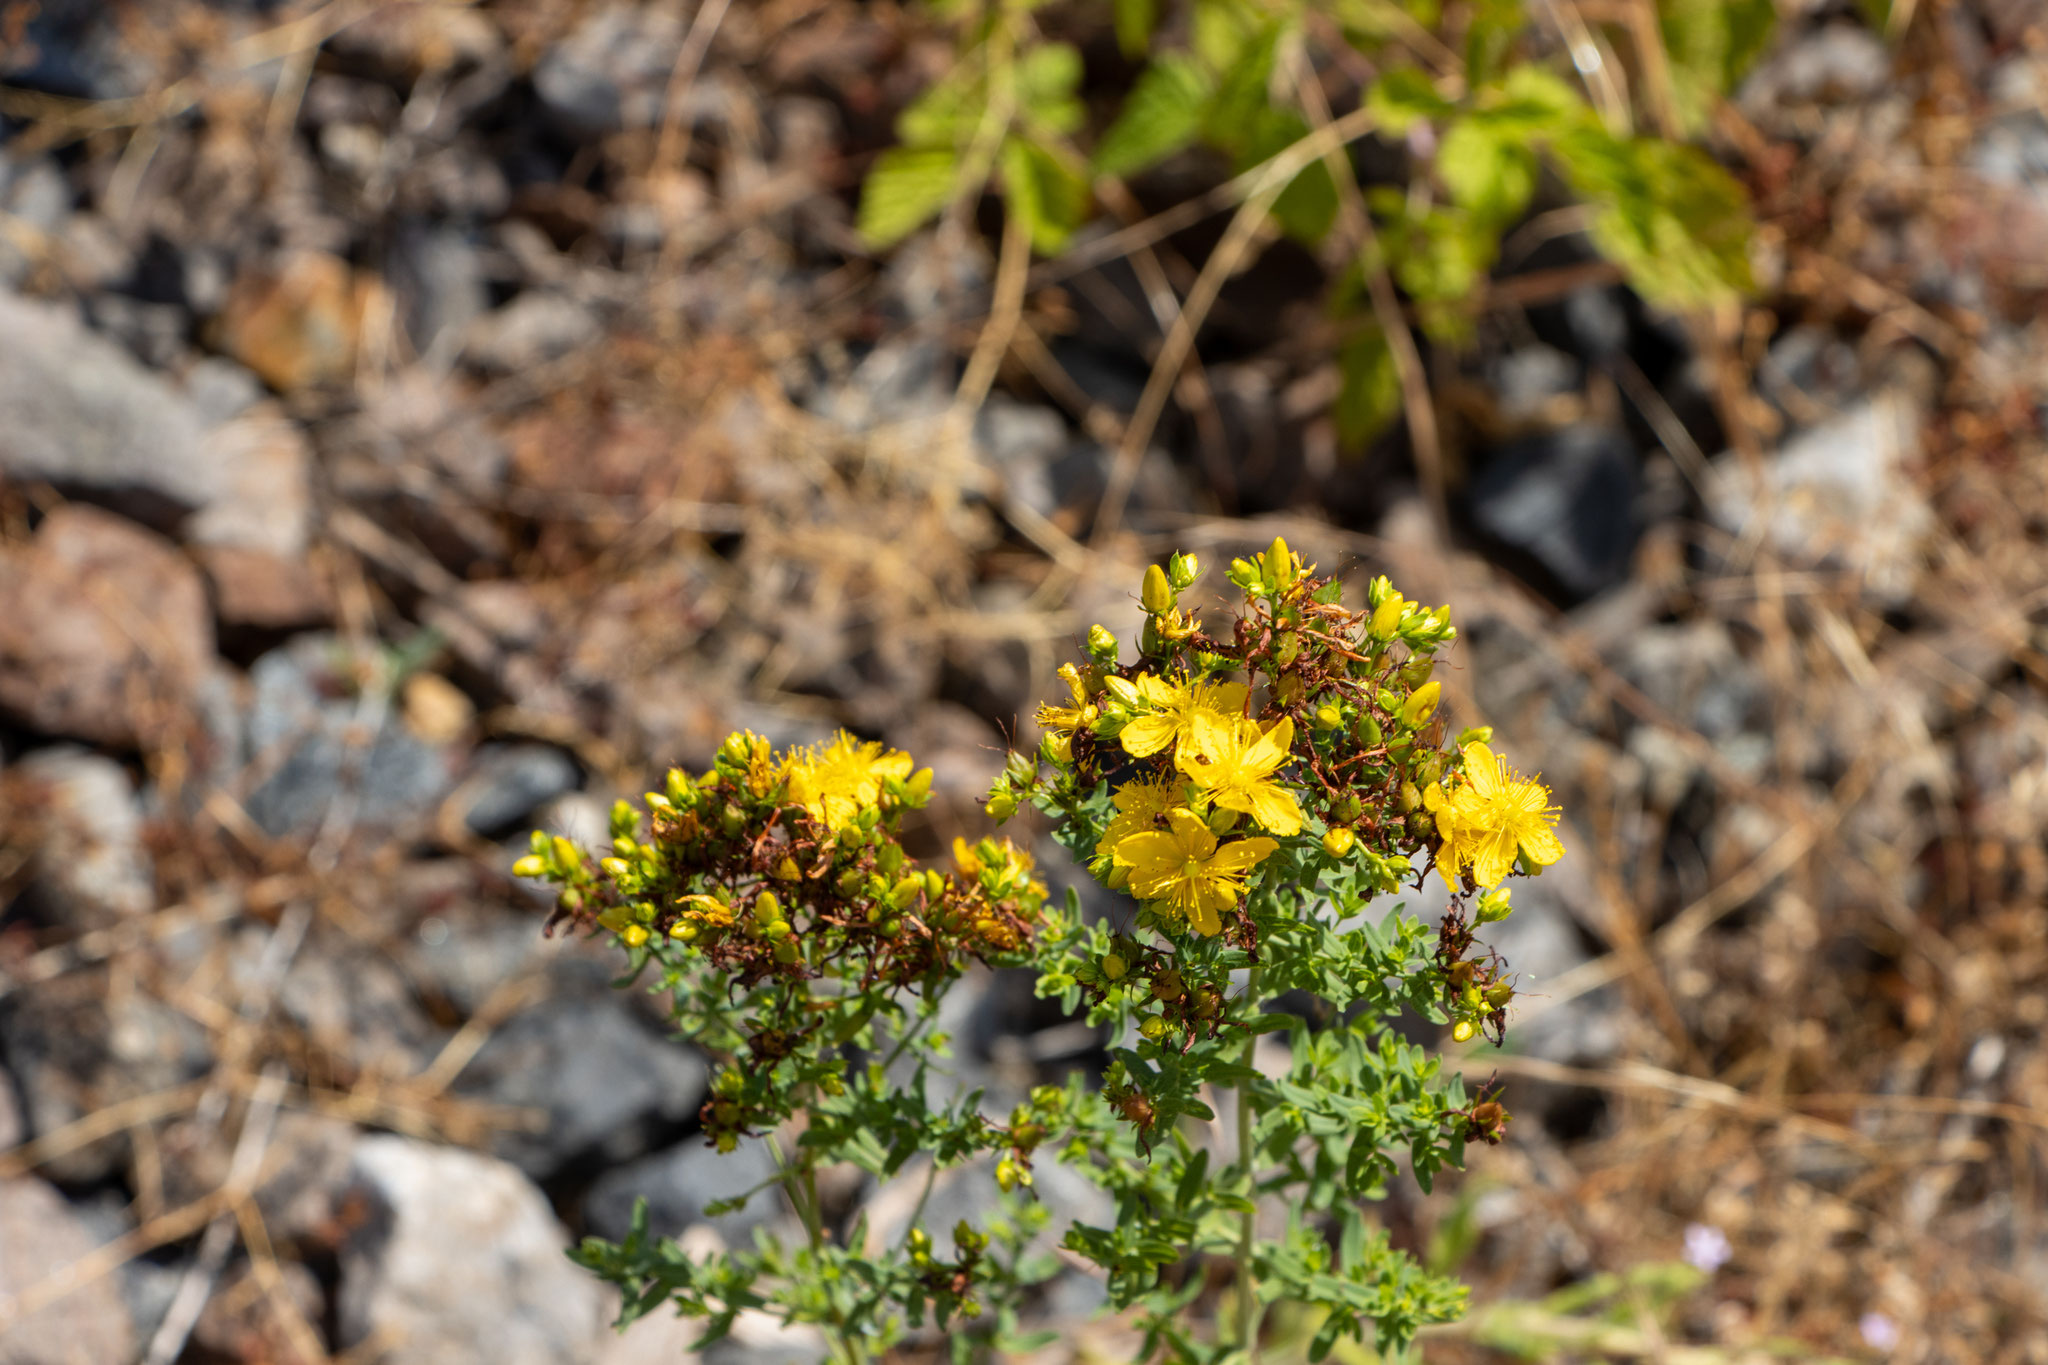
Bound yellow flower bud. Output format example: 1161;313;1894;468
1087;623;1119;660
669;922;699;942
754;891;782;923
1400;680;1441;728
1312;703;1342;731
1322;827;1355;858
986;792;1017;821
621;925;650;948
600;856;632;880
512;854;547;879
1451;1018;1478;1043
551;835;580;871
1140;563;1175;615
1265;535;1294;587
1370;595;1407;640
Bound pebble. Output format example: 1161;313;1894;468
338;1136;610;1365
1467;424;1641;602
0;1178;137;1365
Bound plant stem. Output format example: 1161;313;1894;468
770;1133;867;1365
1234;965;1264;1364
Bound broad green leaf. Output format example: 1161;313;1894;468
1436;116;1537;224
1017;41;1085;137
1334;324;1400;449
1328;0;1444;45
1113;0;1157;58
1365;65;1453;132
1659;0;1776;133
1241;106;1339;244
858;146;960;248
1551;128;1754;307
1202;20;1286;153
1464;0;1523;87
1002;136;1091;253
1192;0;1265;75
1094;54;1214;176
898;66;984;148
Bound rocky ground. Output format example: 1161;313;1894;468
1;1;2046;1362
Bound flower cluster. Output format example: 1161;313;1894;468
991;539;1565;1058
515;725;1046;1147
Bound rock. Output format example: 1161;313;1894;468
182;357;266;427
0;290;214;524
1704;393;1930;604
462;292;600;372
185;403;317;561
585;1137;787;1247
1488;344;1582;425
1467;424;1640;602
193;1258;327;1364
598;1307;706;1365
252;1111;363;1249
0;1077;21;1150
196;543;333;630
453;992;708;1180
0;979;213;1183
0;0;153;101
0;506;214;746
242;635;465;838
1739;23;1890;110
13;746;153;930
1615;621;1763;743
337;1136;609;1365
277;931;444;1079
1560;285;1631;363
217;251;370;392
401;672;476;745
448;744;582;838
394;224;491;358
0;1178;138;1365
974;396;1069;520
534;5;687;135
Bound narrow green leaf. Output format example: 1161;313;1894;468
1334;324;1401;449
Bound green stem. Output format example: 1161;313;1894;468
769;1134;867;1365
1234;965;1264;1364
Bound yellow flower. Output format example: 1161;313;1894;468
1034;663;1096;739
1095;773;1184;864
675;894;735;929
1111;673;1247;761
1424;742;1565;889
782;731;914;831
1176;716;1303;836
1117;808;1277;936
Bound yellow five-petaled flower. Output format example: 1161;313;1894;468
1095;773;1185;864
1108;673;1247;762
1117;808;1278;936
1425;742;1565;889
1176;716;1303;836
782;731;914;831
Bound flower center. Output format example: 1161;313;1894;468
1182;857;1203;880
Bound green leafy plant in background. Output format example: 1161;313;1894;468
520;543;1573;1362
857;0;1771;446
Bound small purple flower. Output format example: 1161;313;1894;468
1860;1312;1901;1351
1681;1222;1732;1273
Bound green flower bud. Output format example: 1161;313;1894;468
609;799;637;838
754;890;782;923
1265;535;1295;588
551;835;580;872
1168;551;1200;590
611;836;637;858
985;792;1017;821
1206;806;1241;836
923;869;946;900
1354;712;1383;747
1457;725;1495;748
1141;563;1175;615
600;856;632;880
1227;557;1260;592
1312;703;1343;731
1399;656;1435;688
1086;623;1119;662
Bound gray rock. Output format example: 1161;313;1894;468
1561;286;1630;362
243;636;464;839
1739;23;1890;109
462;292;600;372
0;1076;21;1150
1468;424;1640;602
584;1137;786;1246
1615;621;1762;742
453;993;707;1179
67;1189;184;1343
0;291;213;526
395;224;491;359
1489;344;1581;425
14;746;153;930
534;5;686;135
1704;392;1930;604
338;1136;609;1365
182;356;266;426
0;1178;137;1365
453;744;582;837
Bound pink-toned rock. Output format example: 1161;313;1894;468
0;506;214;746
196;543;333;629
0;1177;136;1365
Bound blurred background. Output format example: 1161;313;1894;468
0;0;2044;1362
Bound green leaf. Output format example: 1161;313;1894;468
857;147;960;249
1436;117;1537;224
1334;324;1401;449
1242;106;1338;244
1095;54;1214;176
1192;0;1264;75
1017;42;1086;137
1364;66;1452;133
1114;0;1157;58
1551;128;1754;307
1002;136;1091;254
898;66;984;148
1202;19;1285;152
1659;0;1776;133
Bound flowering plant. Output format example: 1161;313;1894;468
516;540;1562;1363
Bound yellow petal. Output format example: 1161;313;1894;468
1184;892;1223;937
1209;836;1278;875
1163;807;1217;858
1120;714;1176;757
1519;824;1565;867
1462;743;1506;800
1471;829;1519;889
1241;784;1302;836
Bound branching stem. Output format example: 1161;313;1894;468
1234;964;1265;1363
